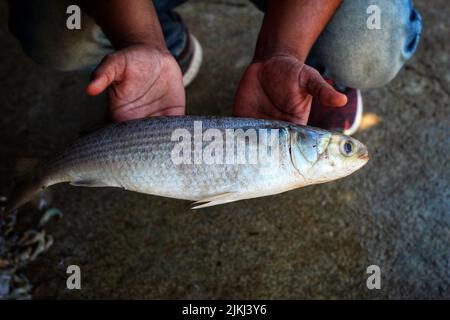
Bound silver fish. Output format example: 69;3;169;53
5;116;368;211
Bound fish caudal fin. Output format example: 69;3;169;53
3;172;46;215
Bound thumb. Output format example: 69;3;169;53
86;74;110;96
86;54;125;96
302;66;347;107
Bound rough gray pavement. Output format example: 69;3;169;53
0;0;448;299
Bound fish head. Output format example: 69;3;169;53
290;128;369;184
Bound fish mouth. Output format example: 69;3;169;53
358;150;369;161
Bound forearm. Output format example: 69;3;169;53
254;0;342;62
81;0;166;50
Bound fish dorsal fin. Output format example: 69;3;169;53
191;192;238;209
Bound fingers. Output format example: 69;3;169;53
86;54;126;96
86;75;110;96
302;67;348;107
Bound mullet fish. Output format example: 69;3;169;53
5;116;368;212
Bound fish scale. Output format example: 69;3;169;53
5;116;368;211
43;117;296;198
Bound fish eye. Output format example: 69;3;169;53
340;140;355;157
344;142;353;154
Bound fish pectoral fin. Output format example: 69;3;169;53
191;192;239;209
70;179;110;188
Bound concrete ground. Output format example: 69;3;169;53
0;0;448;299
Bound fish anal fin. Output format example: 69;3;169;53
70;179;109;188
191;192;238;209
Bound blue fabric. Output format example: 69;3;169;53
403;0;422;59
158;0;422;88
153;0;188;57
249;0;422;88
8;0;422;88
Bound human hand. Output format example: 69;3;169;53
86;44;185;122
233;54;347;125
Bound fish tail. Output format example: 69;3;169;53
3;171;46;215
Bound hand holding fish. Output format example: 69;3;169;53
233;54;347;125
85;44;185;122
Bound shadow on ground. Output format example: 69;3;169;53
0;0;448;299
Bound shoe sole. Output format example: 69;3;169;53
183;34;203;87
343;89;363;136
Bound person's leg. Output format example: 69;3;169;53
306;0;421;134
8;0;194;72
8;0;113;71
153;0;189;58
153;0;203;86
250;0;422;89
250;0;422;134
307;0;422;89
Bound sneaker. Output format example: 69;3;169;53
308;84;363;136
176;33;203;87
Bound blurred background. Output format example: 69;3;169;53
0;0;448;299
